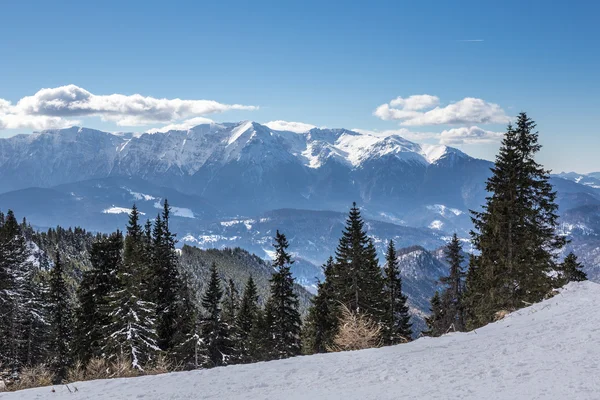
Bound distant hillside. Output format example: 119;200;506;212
178;245;314;314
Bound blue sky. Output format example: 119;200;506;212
0;0;598;172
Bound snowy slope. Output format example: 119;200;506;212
7;281;600;400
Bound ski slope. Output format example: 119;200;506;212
6;281;600;399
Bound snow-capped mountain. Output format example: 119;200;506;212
0;122;491;220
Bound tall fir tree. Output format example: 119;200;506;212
48;250;73;382
265;230;302;359
333;203;385;321
199;263;234;368
74;231;123;363
558;252;587;285
439;234;466;332
152;200;181;352
381;240;412;345
465;113;566;329
105;205;159;369
235;276;260;363
172;271;202;370
303;257;339;354
0;210;48;372
423;291;444;337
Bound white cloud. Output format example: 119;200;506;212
389;95;440;111
0;84;258;130
439;126;504;145
374;95;510;126
264;120;317;133
146;117;215;133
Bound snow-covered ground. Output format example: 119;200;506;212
6;282;600;399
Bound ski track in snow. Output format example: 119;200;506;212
6;281;600;400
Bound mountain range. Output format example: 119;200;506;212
1;121;599;319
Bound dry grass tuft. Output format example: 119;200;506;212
10;365;55;391
327;304;381;352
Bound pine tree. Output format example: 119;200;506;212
265;230;302;359
199;263;234;368
439;234;466;332
333;203;385;321
0;210;48;372
223;279;240;326
465;113;566;329
152;200;181;352
381;240;412;345
303;257;340;354
248;307;269;362
423;291;444;337
74;231;123;363
49;250;73;382
105;205;159;369
558;252;587;285
172;271;202;370
236;276;260;363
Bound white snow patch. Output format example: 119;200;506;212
181;234;199;244
220;219;255;229
429;220;444;230
123;187;156;201
426;204;464;217
103;207;145;215
153;202;195;219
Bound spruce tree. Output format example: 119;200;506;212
423;291;444;337
381;240;412;345
248;307;269;362
439;234;466;332
152;200;181;352
558;252;587;285
0;210;48;372
333;203;385;321
49;250;73;382
172;271;202;370
466;113;566;329
236;276;260;363
74;231;123;363
265;230;302;359
303;257;340;354
199;263;234;367
105;205;159;369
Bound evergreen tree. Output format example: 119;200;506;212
74;231;123;363
465;113;566;329
105;205;159;369
172;271;202;370
236;276;260;363
199;263;234;368
439;234;466;332
152;200;181;352
558;252;587;285
49;250;73;382
223;279;240;326
423;291;444;337
333;203;385;321
303;257;340;354
265;230;302;359
381;240;412;345
248;307;269;362
0;210;48;372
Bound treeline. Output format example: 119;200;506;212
0;199;414;388
424;113;587;337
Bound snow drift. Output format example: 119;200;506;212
6;281;600;399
